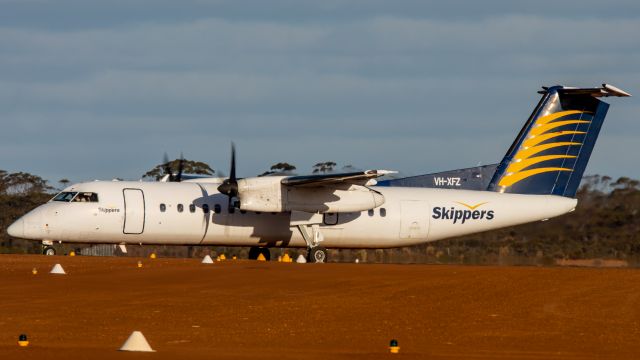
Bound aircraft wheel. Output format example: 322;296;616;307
248;246;260;260
259;248;271;261
249;247;271;260
308;247;327;263
43;246;56;256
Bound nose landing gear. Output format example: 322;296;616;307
43;246;56;256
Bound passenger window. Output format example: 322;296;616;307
73;192;99;202
160;204;166;212
380;208;386;217
177;204;184;213
323;213;338;225
203;204;210;213
214;204;221;214
368;209;374;217
189;204;196;213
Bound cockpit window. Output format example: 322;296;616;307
52;192;78;202
73;192;99;203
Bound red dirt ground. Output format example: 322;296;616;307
1;254;639;359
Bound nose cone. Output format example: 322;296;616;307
7;218;24;238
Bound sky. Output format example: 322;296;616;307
1;0;638;185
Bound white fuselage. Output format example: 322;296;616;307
9;180;577;249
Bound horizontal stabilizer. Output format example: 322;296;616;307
538;83;631;98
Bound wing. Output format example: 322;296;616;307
281;170;396;187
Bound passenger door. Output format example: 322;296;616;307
399;200;429;239
123;188;145;234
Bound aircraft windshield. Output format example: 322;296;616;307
73;192;99;202
52;192;77;202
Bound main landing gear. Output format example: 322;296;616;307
308;246;328;263
248;246;271;261
296;224;328;263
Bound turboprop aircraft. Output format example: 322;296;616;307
7;84;631;262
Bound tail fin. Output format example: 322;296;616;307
488;84;630;197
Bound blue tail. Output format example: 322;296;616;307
488;84;630;198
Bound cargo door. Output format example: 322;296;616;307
123;188;145;234
399;200;429;239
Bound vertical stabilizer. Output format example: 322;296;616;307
488;84;630;198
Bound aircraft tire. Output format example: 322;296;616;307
308;247;327;263
248;246;260;260
259;248;271;261
43;246;56;256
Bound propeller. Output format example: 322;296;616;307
162;153;185;182
176;153;185;182
217;143;238;210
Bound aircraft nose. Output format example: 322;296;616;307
7;218;24;238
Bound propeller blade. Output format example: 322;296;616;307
163;153;175;182
176;152;185;182
230;142;236;183
217;142;239;210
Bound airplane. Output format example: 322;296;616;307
7;84;631;262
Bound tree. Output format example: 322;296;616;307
341;164;361;172
612;176;639;191
0;170;54;252
143;159;215;181
0;171;53;195
0;170;7;194
312;161;336;174
59;179;70;190
259;162;297;177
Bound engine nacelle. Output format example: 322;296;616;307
285;186;384;213
237;176;385;213
237;177;286;212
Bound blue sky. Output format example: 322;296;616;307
1;0;638;185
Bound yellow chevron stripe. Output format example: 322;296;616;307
498;110;591;188
514;141;581;160
523;131;586;148
498;167;572;187
531;120;590;136
454;201;488;210
506;155;576;173
534;110;588;125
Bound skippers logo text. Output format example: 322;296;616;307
432;201;494;224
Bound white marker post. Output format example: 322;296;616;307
119;331;155;352
50;264;66;274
